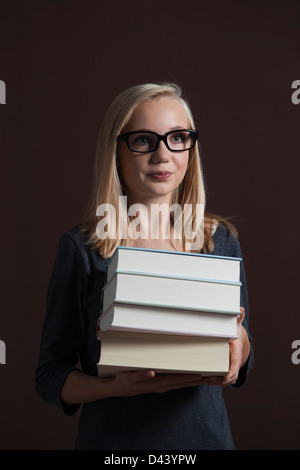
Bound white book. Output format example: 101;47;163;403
97;330;230;377
101;271;241;315
106;246;241;284
99;302;238;338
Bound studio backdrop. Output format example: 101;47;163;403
0;0;300;450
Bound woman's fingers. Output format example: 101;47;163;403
114;370;205;395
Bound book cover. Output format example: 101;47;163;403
99;302;238;338
106;246;241;285
97;330;230;377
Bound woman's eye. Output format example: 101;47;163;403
133;135;151;145
170;133;185;143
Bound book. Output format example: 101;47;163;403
97;247;241;378
101;271;241;315
97;330;229;377
106;246;241;284
99;302;238;338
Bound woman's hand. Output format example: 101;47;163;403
62;367;206;405
108;369;206;397
204;307;250;387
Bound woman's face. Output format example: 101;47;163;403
117;97;190;206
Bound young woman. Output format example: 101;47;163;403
35;82;253;450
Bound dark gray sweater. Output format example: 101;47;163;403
35;223;253;450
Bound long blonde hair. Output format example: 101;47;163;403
82;82;236;258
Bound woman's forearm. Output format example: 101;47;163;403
61;368;206;405
61;370;114;405
241;326;251;367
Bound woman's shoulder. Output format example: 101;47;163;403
56;224;88;252
54;224;108;275
56;224;103;262
210;221;242;259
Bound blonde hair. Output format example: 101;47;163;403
82;82;236;258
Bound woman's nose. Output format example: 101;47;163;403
150;140;172;163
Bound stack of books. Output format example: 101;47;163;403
97;247;242;377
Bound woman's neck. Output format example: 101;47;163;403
132;237;183;252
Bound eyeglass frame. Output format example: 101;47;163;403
118;129;198;153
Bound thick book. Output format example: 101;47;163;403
99;302;238;338
106;246;241;284
101;271;241;315
97;330;229;377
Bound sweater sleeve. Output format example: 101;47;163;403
35;233;88;415
223;228;254;388
211;224;254;388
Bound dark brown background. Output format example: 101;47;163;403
1;0;300;450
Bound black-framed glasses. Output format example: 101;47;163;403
118;129;198;153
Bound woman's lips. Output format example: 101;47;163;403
147;171;173;181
